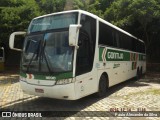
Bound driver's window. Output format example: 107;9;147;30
76;14;96;76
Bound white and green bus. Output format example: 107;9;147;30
9;10;146;100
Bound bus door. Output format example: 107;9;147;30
75;14;97;97
0;47;4;71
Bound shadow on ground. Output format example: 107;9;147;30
0;69;19;85
0;79;150;116
0;72;160;117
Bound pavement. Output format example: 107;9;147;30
0;71;160;120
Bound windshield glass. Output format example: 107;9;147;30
22;31;73;73
21;12;78;73
28;12;78;33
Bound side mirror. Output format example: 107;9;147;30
69;24;81;49
9;32;26;51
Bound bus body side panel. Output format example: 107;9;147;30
74;17;99;99
138;54;146;74
98;47;146;87
74;71;98;99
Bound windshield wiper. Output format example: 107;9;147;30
40;39;53;74
26;40;40;73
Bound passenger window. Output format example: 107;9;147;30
99;22;114;46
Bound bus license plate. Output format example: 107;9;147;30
35;88;44;93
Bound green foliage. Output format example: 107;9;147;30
0;0;159;62
88;0;104;18
0;0;40;47
104;0;160;45
88;0;115;18
71;0;114;18
37;0;66;14
0;0;67;47
73;0;84;9
0;0;26;7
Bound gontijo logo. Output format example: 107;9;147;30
107;52;123;59
101;48;124;62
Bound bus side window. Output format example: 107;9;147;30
78;30;89;46
113;31;120;48
99;21;114;46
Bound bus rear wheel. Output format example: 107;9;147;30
140;67;143;77
136;68;141;80
96;75;107;97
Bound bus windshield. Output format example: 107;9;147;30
22;31;73;73
28;12;78;33
21;12;78;73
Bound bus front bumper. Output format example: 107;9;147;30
20;80;77;100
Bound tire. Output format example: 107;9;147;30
136;68;140;80
140;67;143;78
96;75;107;97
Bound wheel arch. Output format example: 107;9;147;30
100;72;109;88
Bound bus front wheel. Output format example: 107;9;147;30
96;75;107;97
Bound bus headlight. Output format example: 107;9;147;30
56;78;75;85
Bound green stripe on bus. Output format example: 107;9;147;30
20;71;72;81
106;49;130;61
99;47;104;61
99;47;145;61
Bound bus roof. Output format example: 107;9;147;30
33;10;144;43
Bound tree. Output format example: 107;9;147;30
36;0;66;14
0;0;40;60
105;0;160;44
0;0;160;63
104;0;160;62
88;0;115;18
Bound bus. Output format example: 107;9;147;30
9;10;146;100
0;47;5;71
